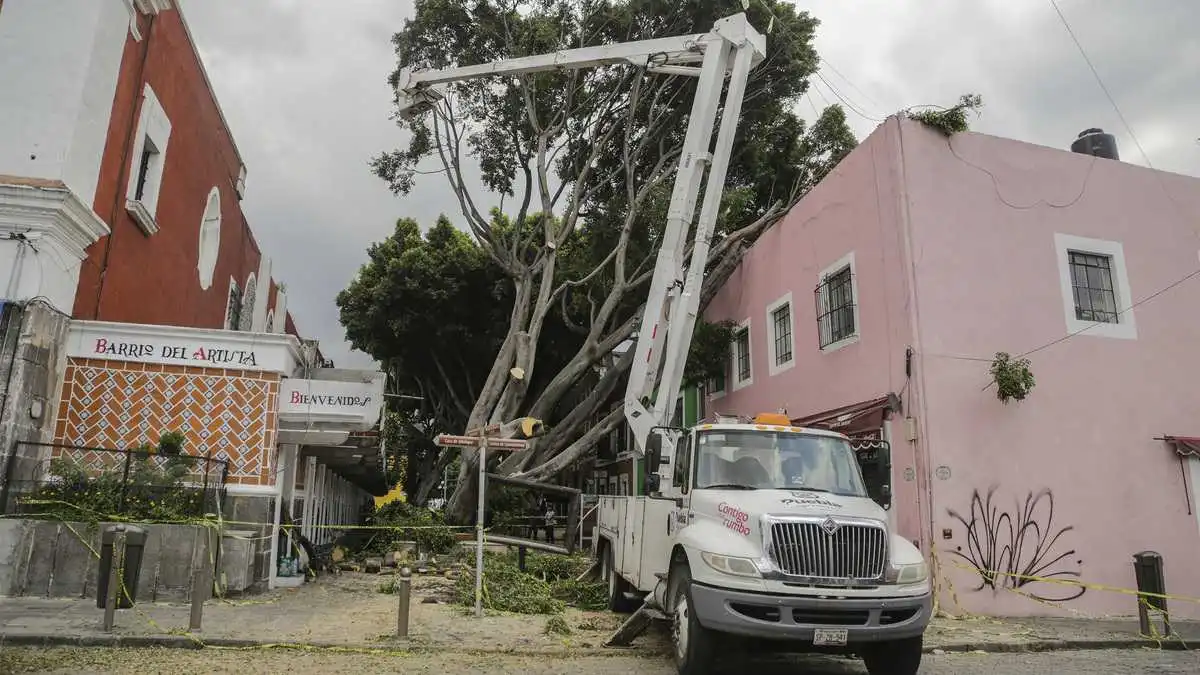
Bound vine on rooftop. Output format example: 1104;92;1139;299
906;94;984;135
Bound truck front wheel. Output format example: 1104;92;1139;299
668;563;716;675
861;635;923;675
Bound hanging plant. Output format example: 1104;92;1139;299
988;352;1035;404
906;94;984;136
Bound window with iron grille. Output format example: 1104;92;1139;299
771;302;793;365
816;266;856;348
734;327;751;382
1068;251;1118;323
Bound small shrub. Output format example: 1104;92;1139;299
544;615;572;636
157;431;186;456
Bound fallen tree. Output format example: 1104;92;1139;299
356;0;858;522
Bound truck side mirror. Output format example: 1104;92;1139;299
875;443;892;510
646;473;661;493
646;431;663;474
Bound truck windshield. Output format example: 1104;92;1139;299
694;430;868;497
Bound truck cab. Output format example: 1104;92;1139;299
596;412;931;675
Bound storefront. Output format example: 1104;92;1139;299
47;320;385;592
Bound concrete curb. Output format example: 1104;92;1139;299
931;639;1189;654
0;633;659;658
1;632;1189;656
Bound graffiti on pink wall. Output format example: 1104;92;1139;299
946;486;1086;602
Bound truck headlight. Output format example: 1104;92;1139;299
700;551;761;578
885;561;928;584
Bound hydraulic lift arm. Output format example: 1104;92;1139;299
394;13;767;464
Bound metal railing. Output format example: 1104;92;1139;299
0;441;229;520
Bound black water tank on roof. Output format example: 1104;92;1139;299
1071;128;1119;160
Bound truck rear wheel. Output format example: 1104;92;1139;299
861;635;923;675
668;563;716;675
601;544;636;613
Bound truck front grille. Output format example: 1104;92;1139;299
767;520;887;582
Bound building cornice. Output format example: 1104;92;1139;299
0;181;110;258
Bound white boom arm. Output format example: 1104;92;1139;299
394;14;766;462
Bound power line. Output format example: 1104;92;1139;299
1019;267;1200;358
1048;0;1155;170
752;0;884;123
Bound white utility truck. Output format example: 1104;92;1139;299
596;414;931;675
392;10;931;675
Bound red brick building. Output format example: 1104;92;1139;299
0;0;383;594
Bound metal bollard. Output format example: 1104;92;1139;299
1133;551;1172;638
102;527;126;632
396;567;412;638
188;568;205;632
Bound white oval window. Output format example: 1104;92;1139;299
197;187;221;290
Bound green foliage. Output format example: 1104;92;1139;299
359;501;460;557
907;94;984;136
453;550;605;614
353;0;860;488
989;352;1035;404
157;431;185;456
544;615;572;635
31;443;206;523
684;319;738;387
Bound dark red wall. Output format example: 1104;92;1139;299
75;9;273;330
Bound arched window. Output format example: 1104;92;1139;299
197;187;221;290
265;308;275;333
238;272;256;331
225;278;242;330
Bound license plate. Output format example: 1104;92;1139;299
813;628;848;646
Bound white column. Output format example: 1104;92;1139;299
301;456;317;542
314;464;326;544
267;444;289;590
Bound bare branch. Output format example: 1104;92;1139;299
521;407;624;480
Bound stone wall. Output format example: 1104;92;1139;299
0;519;236;602
0;301;71;511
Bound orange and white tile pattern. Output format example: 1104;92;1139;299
54;358;280;486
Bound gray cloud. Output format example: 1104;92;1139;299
178;0;1199;369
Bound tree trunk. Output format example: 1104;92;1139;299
411;449;458;506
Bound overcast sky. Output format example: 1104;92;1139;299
180;0;1200;369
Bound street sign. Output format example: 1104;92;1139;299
434;434;528;451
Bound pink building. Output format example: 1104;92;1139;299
704;116;1200;618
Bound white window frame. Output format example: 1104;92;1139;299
1054;233;1136;340
730;317;753;391
817;251;860;353
197;187;221;290
765;292;795;376
125;83;172;236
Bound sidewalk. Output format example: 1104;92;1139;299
0;572;1194;655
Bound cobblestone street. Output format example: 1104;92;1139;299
3;646;1199;674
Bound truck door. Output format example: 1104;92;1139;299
668;431;694;536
